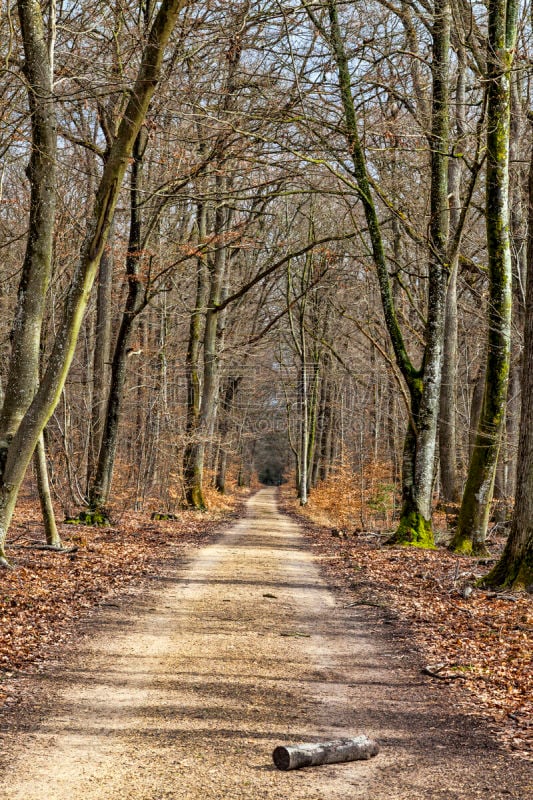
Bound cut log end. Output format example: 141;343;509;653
272;747;291;771
272;735;379;771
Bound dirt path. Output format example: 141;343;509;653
0;489;530;799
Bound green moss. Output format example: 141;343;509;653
512;560;533;592
65;508;111;527
449;533;473;555
189;485;206;511
411;377;424;398
151;512;179;521
450;529;490;557
481;549;533;592
387;509;435;548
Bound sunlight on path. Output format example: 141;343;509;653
1;489;524;800
2;490;383;799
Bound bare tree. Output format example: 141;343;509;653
450;0;519;554
0;0;190;566
480;109;533;590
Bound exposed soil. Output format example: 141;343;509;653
0;488;531;799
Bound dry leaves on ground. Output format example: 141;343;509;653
0;490;244;711
282;484;532;763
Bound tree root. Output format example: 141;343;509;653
31;544;78;553
422;663;468;680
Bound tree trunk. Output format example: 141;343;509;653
184;174;230;509
0;0;56;446
505;358;522;497
492;432;509;523
183;198;208;508
298;360;309;506
215;376;242;494
324;0;450;546
438;258;460;502
313;356;331;485
86;226;114;491
439;44;467;503
88;127;148;512
34;432;61;548
439;54;465;504
505;72;527;499
451;0;518;554
306;352;321;495
468;356;486;460
482;115;533;590
0;0;57;567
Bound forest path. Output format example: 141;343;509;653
0;488;529;799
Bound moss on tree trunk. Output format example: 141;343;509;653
65;508;111;526
451;0;517;555
387;415;436;548
479;110;533;592
387;507;435;548
482;545;533;592
184;478;206;512
322;0;449;548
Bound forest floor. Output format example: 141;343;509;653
282;481;533;762
0;487;532;799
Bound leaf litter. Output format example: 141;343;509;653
0;492;243;713
281;485;532;763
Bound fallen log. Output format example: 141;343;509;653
272;735;379;771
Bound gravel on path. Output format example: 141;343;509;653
1;488;530;799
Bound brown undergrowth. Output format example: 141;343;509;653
0;483;248;712
280;470;532;762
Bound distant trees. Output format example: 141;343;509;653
0;0;530;588
0;0;190;564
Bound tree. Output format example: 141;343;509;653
0;0;190;566
304;0;451;545
0;0;59;561
450;0;518;554
481;112;533;591
285;252;322;505
438;44;467;505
